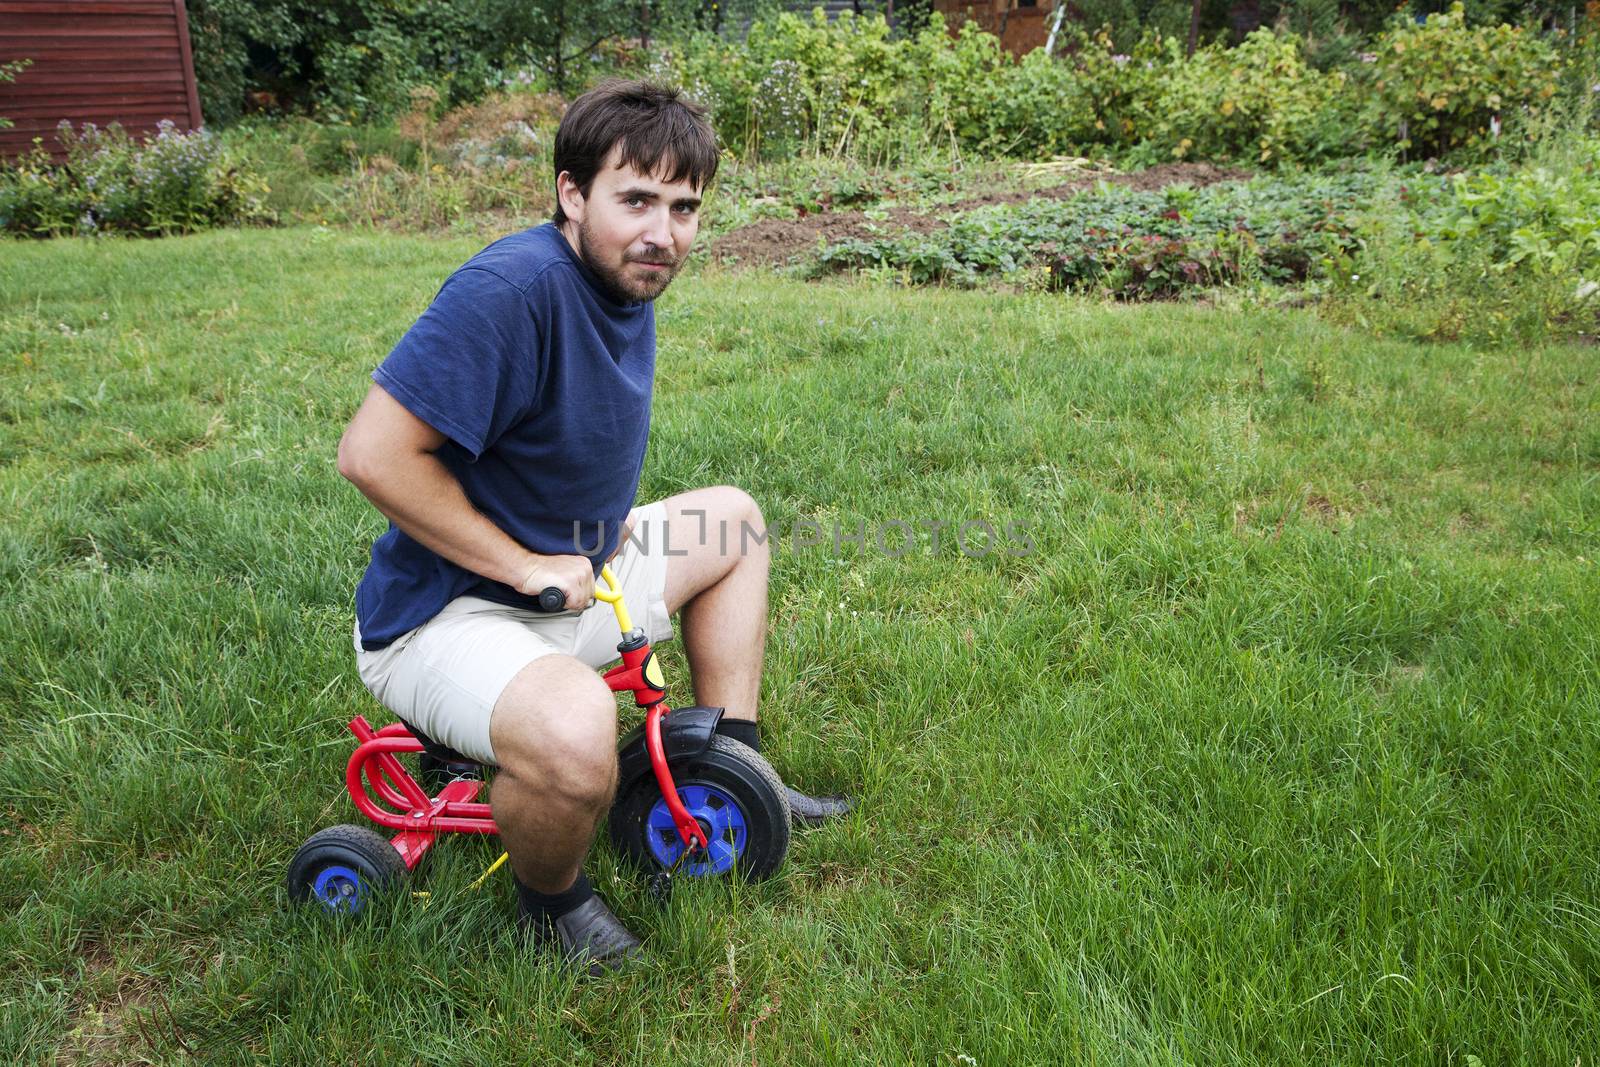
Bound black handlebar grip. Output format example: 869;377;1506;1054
537;586;566;612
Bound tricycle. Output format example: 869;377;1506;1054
286;563;790;914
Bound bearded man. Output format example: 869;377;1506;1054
337;80;849;974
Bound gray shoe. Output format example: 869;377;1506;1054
521;894;643;976
786;786;853;828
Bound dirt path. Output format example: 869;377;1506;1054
709;162;1252;270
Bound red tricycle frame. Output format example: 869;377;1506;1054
341;565;712;873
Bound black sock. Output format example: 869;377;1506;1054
716;717;761;754
515;871;594;929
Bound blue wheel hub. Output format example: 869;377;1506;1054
645;784;747;876
311;864;367;914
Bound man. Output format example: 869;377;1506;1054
337;80;849;973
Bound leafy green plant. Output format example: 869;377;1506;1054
812;170;1382;296
1142;29;1364;165
1433;159;1600;276
1055;25;1171;151
658;12;1086;164
1367;2;1564;161
1323;212;1595;345
659;11;992;162
968;42;1096;159
0;121;272;237
628;6;1593;173
1042;230;1249;298
912;17;1025;157
0;150;82;236
1321;137;1600;343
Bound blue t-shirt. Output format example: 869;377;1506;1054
355;223;655;650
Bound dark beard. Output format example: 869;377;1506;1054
576;219;680;305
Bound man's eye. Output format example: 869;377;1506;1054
627;197;644;208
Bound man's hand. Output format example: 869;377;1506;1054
517;552;596;610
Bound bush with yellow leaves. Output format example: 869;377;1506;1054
1137;29;1364;167
1368;2;1564;161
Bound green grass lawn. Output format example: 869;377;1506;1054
2;228;1597;1065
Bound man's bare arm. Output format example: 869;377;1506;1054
336;383;595;604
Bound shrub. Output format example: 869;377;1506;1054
749;11;901;155
1141;29;1364;165
660;13;1161;164
646;10;1575;169
1054;25;1172;151
667;12;927;160
657;12;1022;163
909;18;1023;157
0;121;272;237
972;40;1100;159
1367;2;1564;161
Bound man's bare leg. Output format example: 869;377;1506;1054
652;485;852;825
656;485;769;724
487;653;640;969
488;653;617;891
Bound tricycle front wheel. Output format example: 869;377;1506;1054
609;735;791;881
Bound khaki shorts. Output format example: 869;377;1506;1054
353;500;673;765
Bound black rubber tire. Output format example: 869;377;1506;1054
608;734;791;881
285;824;408;914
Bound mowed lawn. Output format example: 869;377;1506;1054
1;228;1597;1065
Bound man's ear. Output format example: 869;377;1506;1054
556;171;586;224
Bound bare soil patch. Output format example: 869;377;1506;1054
709;162;1252;270
56;940;156;1066
56;936;211;1065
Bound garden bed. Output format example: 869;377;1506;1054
709;162;1249;269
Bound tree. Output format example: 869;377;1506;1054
495;0;638;93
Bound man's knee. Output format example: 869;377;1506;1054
491;655;617;807
716;484;763;528
698;485;765;553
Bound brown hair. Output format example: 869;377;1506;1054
551;79;719;226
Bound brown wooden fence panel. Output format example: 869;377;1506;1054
0;0;202;160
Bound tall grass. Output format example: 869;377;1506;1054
218;89;563;233
1319;48;1600;346
1;230;1596;1064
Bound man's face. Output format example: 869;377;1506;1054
556;145;702;304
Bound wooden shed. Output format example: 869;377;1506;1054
934;0;1063;55
0;0;202;160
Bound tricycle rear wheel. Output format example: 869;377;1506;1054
286;824;407;915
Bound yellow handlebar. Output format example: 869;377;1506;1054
594;564;633;632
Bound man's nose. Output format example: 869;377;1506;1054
641;205;673;250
